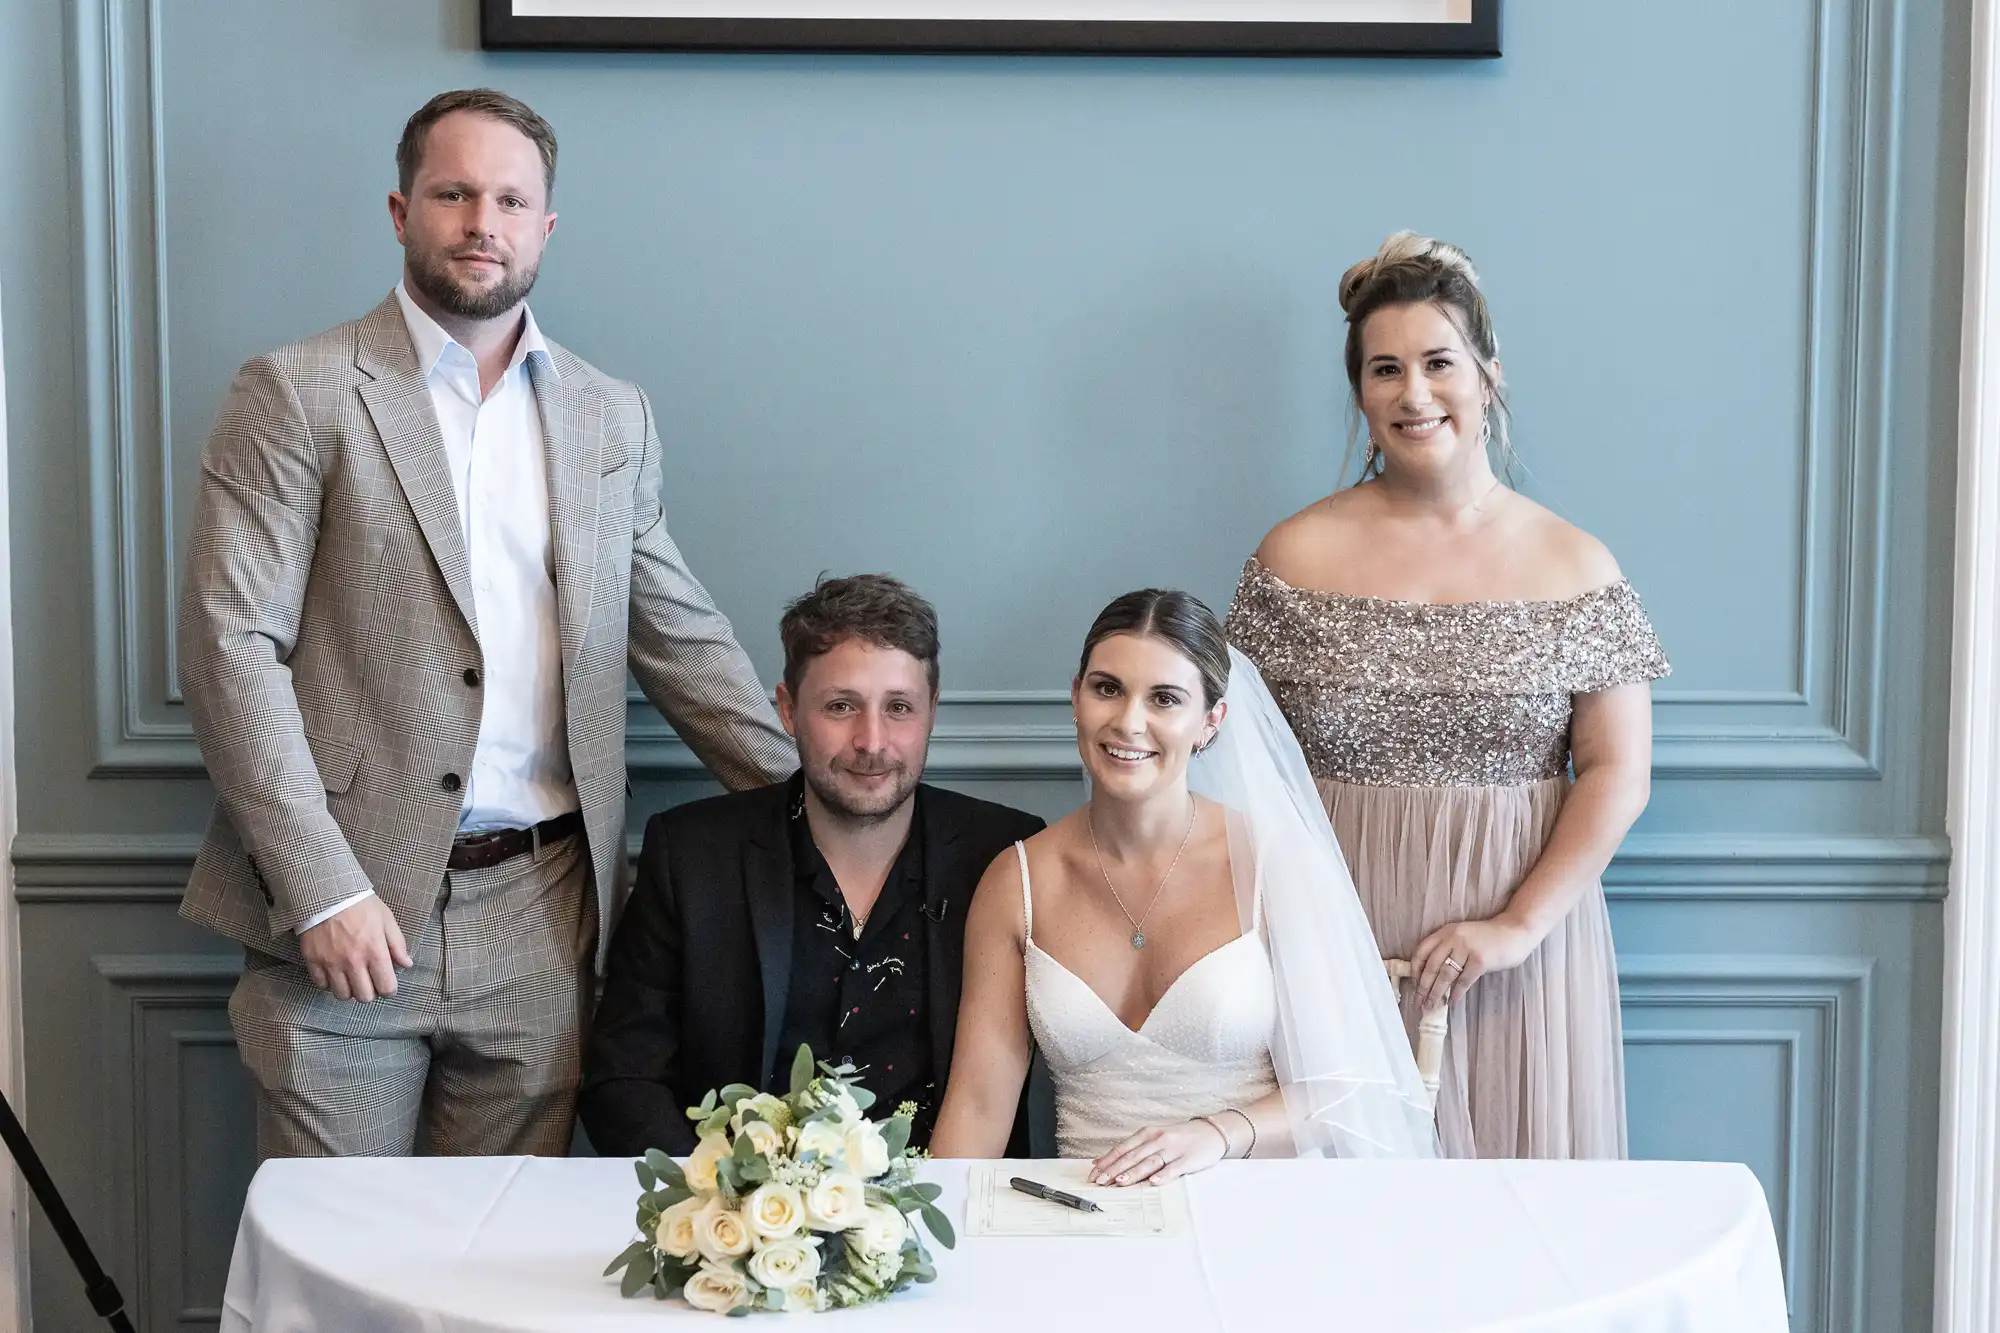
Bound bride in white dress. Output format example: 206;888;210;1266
932;590;1434;1182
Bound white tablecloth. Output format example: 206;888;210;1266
219;1156;1788;1332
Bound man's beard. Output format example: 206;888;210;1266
803;756;922;824
406;246;540;321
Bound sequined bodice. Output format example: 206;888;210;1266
1015;844;1278;1159
1226;558;1670;788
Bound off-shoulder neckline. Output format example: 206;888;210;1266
1242;556;1634;611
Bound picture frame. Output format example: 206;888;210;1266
479;0;1502;58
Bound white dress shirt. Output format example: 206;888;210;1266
299;284;576;932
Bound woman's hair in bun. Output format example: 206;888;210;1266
1337;230;1512;483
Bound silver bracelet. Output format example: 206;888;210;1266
1193;1113;1235;1156
1226;1107;1257;1159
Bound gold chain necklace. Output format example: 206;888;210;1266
1086;796;1196;950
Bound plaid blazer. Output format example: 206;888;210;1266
178;294;795;969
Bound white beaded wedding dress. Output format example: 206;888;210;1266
1016;842;1281;1158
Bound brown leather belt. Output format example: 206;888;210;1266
447;810;584;872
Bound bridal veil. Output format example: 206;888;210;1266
1189;647;1438;1159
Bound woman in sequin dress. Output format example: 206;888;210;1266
1227;232;1669;1159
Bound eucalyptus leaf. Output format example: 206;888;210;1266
619;1249;657;1298
848;1084;876;1111
645;1149;689;1190
879;1116;911;1159
911;1182;944;1203
602;1239;647;1277
719;1082;759;1110
790;1044;816;1095
919;1202;956;1249
634;1161;657;1191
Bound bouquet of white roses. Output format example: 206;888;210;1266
604;1044;954;1315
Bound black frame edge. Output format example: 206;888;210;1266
479;0;1502;57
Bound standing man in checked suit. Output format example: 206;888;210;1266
178;88;795;1159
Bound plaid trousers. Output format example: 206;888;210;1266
228;834;593;1159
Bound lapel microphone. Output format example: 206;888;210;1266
921;898;949;923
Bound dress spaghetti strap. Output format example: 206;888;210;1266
1013;840;1034;942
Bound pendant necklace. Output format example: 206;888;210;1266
1087;795;1196;950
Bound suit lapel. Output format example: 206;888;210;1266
354;295;479;637
532;348;599;683
743;802;796;1088
918;790;970;1081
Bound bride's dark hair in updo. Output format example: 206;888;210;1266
1077;590;1230;709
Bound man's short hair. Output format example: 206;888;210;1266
780;575;941;698
396;88;558;201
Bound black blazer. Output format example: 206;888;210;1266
580;779;1044;1156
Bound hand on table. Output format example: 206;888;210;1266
1090;1118;1230;1187
298;895;412;1002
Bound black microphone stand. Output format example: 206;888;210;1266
0;1089;134;1332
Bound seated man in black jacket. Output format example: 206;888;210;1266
580;574;1045;1155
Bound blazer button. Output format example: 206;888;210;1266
463;667;481;687
442;772;462;792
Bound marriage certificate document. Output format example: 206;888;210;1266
964;1162;1190;1238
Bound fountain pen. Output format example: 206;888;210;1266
1009;1176;1104;1213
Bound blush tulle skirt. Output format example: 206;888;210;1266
1319;773;1627;1160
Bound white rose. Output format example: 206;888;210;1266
795;1119;846;1165
745;1182;807;1239
683;1260;751;1314
733;1092;793;1134
654;1195;703;1259
803;1172;868;1230
693;1196;754;1263
685;1132;731;1193
746;1233;823;1288
777;1280;824;1313
828;1088;863;1124
842;1121;891;1179
848;1201;908;1260
742;1119;784;1158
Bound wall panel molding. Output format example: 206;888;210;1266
14;831;1950;903
71;0;1908;781
89;953;246;1333
1620;954;1874;1333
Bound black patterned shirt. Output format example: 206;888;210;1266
776;792;937;1146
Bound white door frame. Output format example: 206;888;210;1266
0;273;29;1326
1939;0;2000;1326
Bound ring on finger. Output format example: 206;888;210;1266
1443;956;1464;973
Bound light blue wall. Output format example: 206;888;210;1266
0;1;1963;1329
